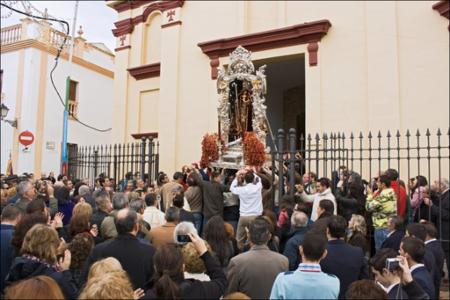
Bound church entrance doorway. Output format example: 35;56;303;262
255;54;305;151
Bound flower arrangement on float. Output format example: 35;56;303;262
243;132;266;167
200;133;219;168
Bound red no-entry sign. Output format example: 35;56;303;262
18;131;35;146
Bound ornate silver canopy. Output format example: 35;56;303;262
214;46;268;168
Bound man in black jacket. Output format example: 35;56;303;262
381;215;405;251
424;178;449;277
423;221;445;299
191;168;229;226
84;208;156;290
320;215;369;299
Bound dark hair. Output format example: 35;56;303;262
153;245;183;299
301;232;327;261
319;199;334;214
145;193;158;207
422;221;438;238
25;198;46;215
173;172;184;181
327;215;347;239
248;217;271;245
68;233;94;270
385;169;399;181
114;209;138;235
165;207;180;223
346;279;388;300
244;172;255;184
1;204;21;221
11;212;48;255
401;236;425;263
318;177;331;188
369;248;398;273
204;216;232;266
211;171;221;180
406;223;426;241
57;174;64;181
414;175;428;188
54;186;71;204
378;175;391;188
172;194;184;209
294;201;311;217
389;216;404;230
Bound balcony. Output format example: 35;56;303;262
68;100;78;120
1;24;22;45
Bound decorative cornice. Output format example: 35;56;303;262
1;39;114;78
127;62;161;80
131;132;159;140
161;20;182;28
112;0;184;37
198;20;331;59
432;1;449;19
115;45;131;52
110;0;155;13
197;20;331;78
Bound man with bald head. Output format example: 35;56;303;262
84;208;156;290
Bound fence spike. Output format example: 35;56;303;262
377;131;382;138
337;132;341;139
416;129;421;137
368;131;372;138
387;130;391;138
299;133;304;141
359;132;363;139
406;129;411;137
315;133;320;140
436;128;441;136
323;133;328;140
426;128;431;136
396;130;400;138
341;132;345;139
350;132;354;139
307;133;312;141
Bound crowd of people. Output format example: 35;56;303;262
0;164;448;299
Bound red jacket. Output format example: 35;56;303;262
391;180;406;217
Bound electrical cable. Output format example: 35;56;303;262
1;2;112;132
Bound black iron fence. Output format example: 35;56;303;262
68;137;159;187
272;127;449;241
272;128;449;194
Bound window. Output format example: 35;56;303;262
68;80;78;119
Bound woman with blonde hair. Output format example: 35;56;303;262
347;214;369;254
5;224;78;299
79;270;135;299
4;275;64;299
59;202;99;243
85;257;145;299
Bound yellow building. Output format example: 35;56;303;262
107;0;449;175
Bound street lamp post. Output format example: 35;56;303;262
0;103;18;128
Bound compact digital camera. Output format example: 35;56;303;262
386;258;401;271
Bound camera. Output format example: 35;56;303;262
176;234;191;244
386;258;401;271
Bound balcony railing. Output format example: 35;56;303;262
1;24;22;45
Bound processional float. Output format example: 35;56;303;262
203;46;271;170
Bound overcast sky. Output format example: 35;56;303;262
1;1;117;51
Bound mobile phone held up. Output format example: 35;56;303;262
177;234;191;244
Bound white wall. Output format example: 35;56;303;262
0;51;19;173
40;51;113;175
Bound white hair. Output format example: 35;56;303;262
78;185;90;196
291;211;308;228
173;221;198;244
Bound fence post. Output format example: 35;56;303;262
148;138;154;183
93;149;99;179
140;138;146;181
277;129;285;200
288;128;296;195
